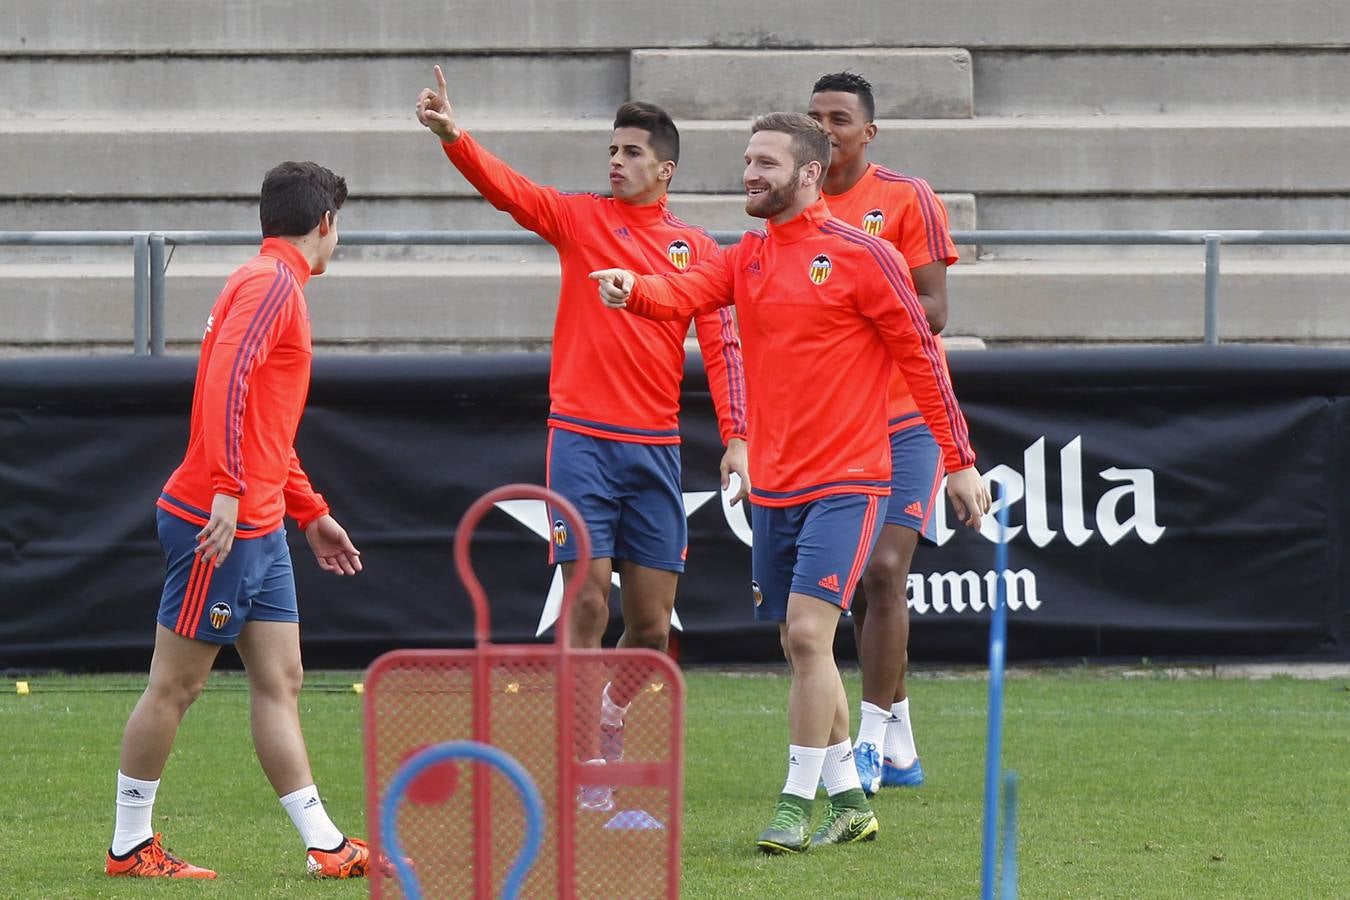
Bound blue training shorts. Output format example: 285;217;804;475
155;507;298;644
545;428;687;573
750;493;888;622
884;424;945;544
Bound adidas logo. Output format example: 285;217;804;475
119;788;144;799
788;755;799;765
613;227;632;241
905;500;923;517
303;797;320;810
817;573;840;592
746;259;763;276
841;750;853;763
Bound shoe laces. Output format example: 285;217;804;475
815;802;844;832
768;800;806;831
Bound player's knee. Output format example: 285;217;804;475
782;623;831;667
568;587;610;643
147;671;208;714
252;660;303;702
862;545;908;602
626;618;670;651
572;587;609;622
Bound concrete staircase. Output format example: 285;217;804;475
3;0;1349;352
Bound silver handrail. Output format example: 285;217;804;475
6;229;1350;353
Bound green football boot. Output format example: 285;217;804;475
810;795;879;848
755;796;813;855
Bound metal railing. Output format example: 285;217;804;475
4;229;1350;354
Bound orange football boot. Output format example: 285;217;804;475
105;833;217;879
307;836;373;878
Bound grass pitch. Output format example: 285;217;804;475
1;667;1345;898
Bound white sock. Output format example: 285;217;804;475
821;739;863;797
111;771;159;856
855;701;889;753
782;745;826;800
600;682;630;727
884;698;919;767
280;785;344;851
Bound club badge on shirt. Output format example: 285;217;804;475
862;209;885;236
809;254;833;285
667;240;692;270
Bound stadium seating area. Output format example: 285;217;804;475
4;0;1349;352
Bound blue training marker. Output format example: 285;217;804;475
381;740;546;900
1001;771;1019;900
980;493;1014;900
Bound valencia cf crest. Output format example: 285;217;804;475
209;602;232;630
862;208;885;236
752;580;764;607
667;239;692;270
808;254;833;285
552;519;568;547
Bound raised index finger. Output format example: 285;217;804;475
435;64;448;97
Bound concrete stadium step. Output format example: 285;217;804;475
8;258;1350;353
974;50;1350;116
975;195;1350;261
6;115;1348;198
6;0;1346;52
630;49;972;119
0;192;977;263
0;54;625;120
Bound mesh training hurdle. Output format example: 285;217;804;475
364;484;685;899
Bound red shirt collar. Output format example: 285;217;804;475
765;197;833;244
613;194;670;227
260;237;313;286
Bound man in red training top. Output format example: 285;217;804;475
590;113;990;854
810;71;959;793
416;66;749;809
106;162;374;880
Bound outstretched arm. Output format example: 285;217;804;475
591;247;736;321
416;65;569;243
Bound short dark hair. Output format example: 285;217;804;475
259;161;348;238
811;71;876;122
613;101;680;165
751;112;831;171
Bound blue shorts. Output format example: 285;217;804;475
545;428;686;572
750;493;888;622
885;424;945;544
155;508;298;644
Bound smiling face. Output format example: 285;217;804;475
743;130;811;221
608;126;673;205
807;90;876;174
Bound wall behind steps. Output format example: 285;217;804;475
7;1;1350;51
5;1;1350;351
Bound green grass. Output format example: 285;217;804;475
1;668;1346;898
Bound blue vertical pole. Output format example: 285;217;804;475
980;497;1012;900
1001;772;1019;899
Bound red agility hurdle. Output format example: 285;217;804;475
364;484;685;899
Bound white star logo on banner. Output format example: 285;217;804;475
494;492;718;637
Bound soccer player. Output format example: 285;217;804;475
415;66;749;803
590;113;990;853
105;162;374;880
809;71;958;793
